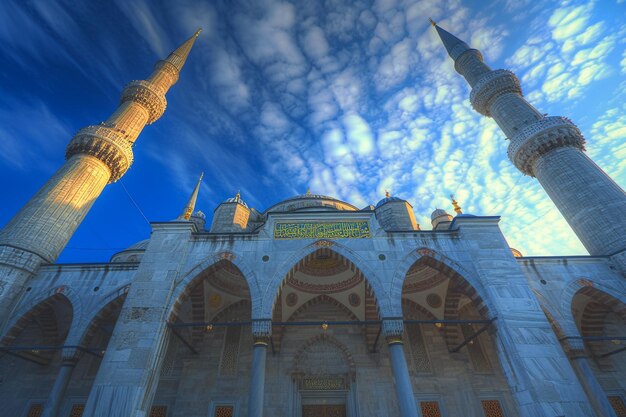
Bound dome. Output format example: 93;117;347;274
110;239;150;263
225;193;248;208
375;196;404;208
265;193;358;213
431;208;449;220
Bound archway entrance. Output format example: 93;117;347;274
152;259;253;416
400;255;517;417
271;247;383;417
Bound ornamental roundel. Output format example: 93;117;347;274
348;293;361;307
426;293;442;309
286;292;298;307
208;293;222;309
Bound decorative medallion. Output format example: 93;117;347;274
426;293;442;308
348;293;361;307
208;293;222;309
286;292;298;307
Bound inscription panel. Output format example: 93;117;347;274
274;221;370;239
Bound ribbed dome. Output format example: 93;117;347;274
265;193;358;213
431;208;448;220
110;239;150;262
375;196;403;208
226;194;248;208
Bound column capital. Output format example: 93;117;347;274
252;319;272;346
61;347;81;365
382;318;404;345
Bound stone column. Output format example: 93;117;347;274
248;319;271;417
566;344;617;417
42;348;81;417
82;222;194;417
382;318;418;417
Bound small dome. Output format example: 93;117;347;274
375;196;404;208
124;239;150;251
110;239;149;263
226;193;248;208
191;210;206;219
431;208;449;220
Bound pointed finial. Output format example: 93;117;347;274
429;18;437;27
306;187;311;195
450;194;463;215
179;172;204;220
385;190;390;198
235;190;241;201
165;29;202;72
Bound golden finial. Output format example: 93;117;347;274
450;194;462;214
385;190;390;198
194;28;203;37
306;187;311;195
235;190;241;201
429;18;437;27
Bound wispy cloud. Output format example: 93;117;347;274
0;0;624;260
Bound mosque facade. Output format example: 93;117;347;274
0;21;625;417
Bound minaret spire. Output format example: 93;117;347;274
179;172;203;220
435;22;626;268
431;21;473;61
164;28;202;72
0;30;201;326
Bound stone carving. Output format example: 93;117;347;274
65;125;134;182
382;318;404;343
153;60;180;85
120;80;167;124
252;319;272;343
507;116;585;176
469;70;522;116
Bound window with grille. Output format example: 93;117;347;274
406;324;432;373
480;400;505;417
219;327;241;375
462;325;492;372
69;404;85;417
609;396;626;417
149;405;167;417
214;405;234;417
25;404;43;417
419;401;442;417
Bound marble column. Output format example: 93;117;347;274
42;348;80;417
383;318;418;417
568;346;617;417
248;319;271;417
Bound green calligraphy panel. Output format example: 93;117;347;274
274;221;370;239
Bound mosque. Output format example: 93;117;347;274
0;19;625;417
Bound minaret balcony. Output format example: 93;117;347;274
507;116;586;175
120;80;167;124
469;69;521;116
65;125;134;182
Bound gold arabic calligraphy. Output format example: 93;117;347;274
274;221;371;239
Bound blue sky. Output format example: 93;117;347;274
0;0;625;263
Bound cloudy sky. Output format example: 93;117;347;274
0;0;625;262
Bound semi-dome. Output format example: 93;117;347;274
265;192;358;213
110;239;150;263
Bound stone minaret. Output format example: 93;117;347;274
432;21;626;270
0;29;202;325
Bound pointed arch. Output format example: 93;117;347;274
390;247;493;318
168;256;253;323
263;240;390;318
74;290;128;351
170;251;260;319
293;333;356;381
287;294;359;322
